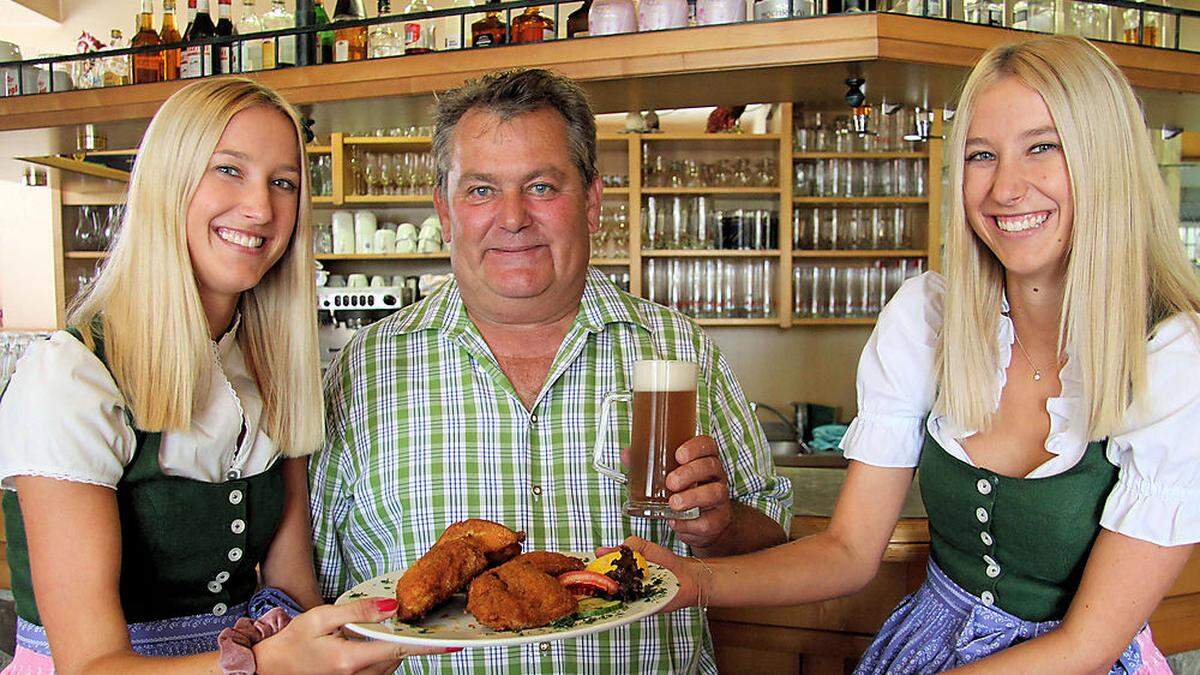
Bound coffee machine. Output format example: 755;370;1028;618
316;287;407;368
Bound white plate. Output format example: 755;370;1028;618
335;551;680;648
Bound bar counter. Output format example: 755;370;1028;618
709;460;1200;675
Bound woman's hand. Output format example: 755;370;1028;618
602;537;703;614
254;598;458;675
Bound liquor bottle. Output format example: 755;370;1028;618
236;0;264;71
963;0;1004;25
332;0;368;62
512;6;554;42
215;0;236;72
160;0;182;79
104;29;131;87
295;0;314;65
183;0;197;40
471;0;507;46
182;0;216;77
1011;0;1054;31
132;1;164;84
440;0;475;50
313;0;335;63
1121;1;1162;45
370;0;401;57
566;0;591;36
402;0;436;54
262;0;297;67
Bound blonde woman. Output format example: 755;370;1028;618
626;36;1199;673
0;78;446;674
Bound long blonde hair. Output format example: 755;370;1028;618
936;35;1200;438
70;77;323;457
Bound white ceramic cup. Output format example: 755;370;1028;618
347;273;368;288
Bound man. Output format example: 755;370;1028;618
311;68;792;673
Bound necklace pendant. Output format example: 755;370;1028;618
1033;370;1042;381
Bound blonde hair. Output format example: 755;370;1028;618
937;35;1200;438
70;77;323;457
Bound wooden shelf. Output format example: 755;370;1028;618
643;187;780;195
20;156;130;183
64;251;107;259
312;195;335;204
792;317;877;326
696;317;781;326
793;249;927;258
590;258;631;265
316;253;450;260
793;196;927;204
62;194;126;206
307;145;333;153
793;151;926;159
642;249;780;258
602;187;631;195
598;134;631;142
642;133;781;141
2;15;1197;134
342;194;434;204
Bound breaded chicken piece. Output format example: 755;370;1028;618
513;551;586;576
437;519;526;564
394;538;488;622
467;559;578;631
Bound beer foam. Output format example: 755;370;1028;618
633;360;697;392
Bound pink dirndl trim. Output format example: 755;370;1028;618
1133;626;1173;674
2;646;55;675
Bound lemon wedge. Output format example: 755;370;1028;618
587;549;648;576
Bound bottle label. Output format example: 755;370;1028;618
543;27;555;40
474;33;493;46
262;40;277;68
182;45;211;77
335;39;349;62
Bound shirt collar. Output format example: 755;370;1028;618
385;268;652;338
215;312;241;360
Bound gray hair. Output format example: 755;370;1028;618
432;69;598;192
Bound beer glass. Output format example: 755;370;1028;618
592;360;701;520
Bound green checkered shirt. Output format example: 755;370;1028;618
311;269;792;674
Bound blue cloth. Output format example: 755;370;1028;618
13;586;302;658
854;560;1145;674
809;424;848;452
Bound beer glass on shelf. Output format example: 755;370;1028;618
592;360;701;520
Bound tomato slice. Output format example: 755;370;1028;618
557;570;621;597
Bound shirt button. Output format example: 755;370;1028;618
538;642;551;653
228;490;244;505
228;547;243;562
983;554;998;567
976;478;992;495
975;507;989;524
532;485;542;496
230;519;246;535
212;603;227;616
226;469;241;480
986;564;1001;579
215;571;230;583
981;591;995;606
208;580;223;594
530;413;538;425
980;531;994;546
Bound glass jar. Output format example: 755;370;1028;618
589;0;638;34
638;0;689;29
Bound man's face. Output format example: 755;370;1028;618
434;107;601;322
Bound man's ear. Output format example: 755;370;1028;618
585;175;603;235
433;188;452;243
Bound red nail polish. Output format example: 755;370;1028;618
443;647;463;653
374;598;398;612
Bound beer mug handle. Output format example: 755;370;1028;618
592;390;632;484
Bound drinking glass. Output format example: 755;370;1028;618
592;360;701;520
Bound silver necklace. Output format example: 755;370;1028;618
1012;330;1050;382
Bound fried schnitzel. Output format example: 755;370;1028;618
467;558;578;631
